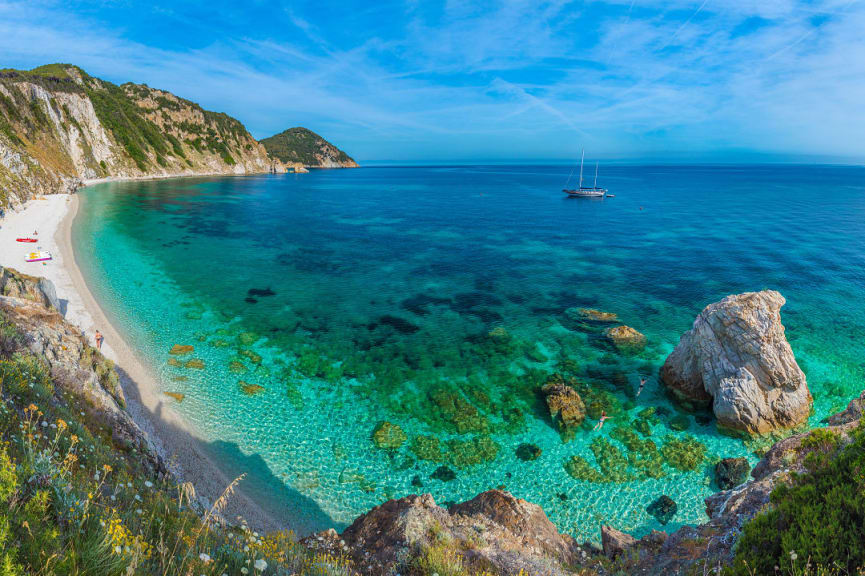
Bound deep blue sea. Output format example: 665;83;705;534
73;165;865;541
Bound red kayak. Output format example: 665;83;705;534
16;238;38;243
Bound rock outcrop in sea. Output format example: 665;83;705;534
541;373;586;441
660;290;812;435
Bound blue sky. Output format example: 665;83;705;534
1;0;863;163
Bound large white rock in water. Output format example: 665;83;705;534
660;290;812;435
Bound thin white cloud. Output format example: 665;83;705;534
0;0;862;161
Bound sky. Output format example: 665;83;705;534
1;0;863;164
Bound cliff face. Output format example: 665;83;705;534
0;64;271;207
260;127;358;168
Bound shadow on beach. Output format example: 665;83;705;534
116;365;339;536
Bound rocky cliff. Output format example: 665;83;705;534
0;64;273;207
260;126;358;168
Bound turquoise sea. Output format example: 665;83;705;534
73;165;865;542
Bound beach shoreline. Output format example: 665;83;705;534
0;190;287;532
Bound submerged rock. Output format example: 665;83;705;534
164;391;185;403
371;421;407;450
563;455;603;482
660;434;707;471
375;315;420;335
184;358;205;369
411;435;445;461
431;465;456;482
646;495;677;525
447;436;499;468
239;349;262;364
169;344;195;355
669;414;691;431
604;325;646;351
239;381;264;395
541;374;586;441
660;290;812;436
715;457;750;490
228;360;247;373
430;388;489;434
576;308;619;323
515;443;542;461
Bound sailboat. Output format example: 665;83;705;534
563;150;607;197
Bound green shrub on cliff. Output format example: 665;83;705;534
260;127;354;166
0;344;354;575
729;424;865;575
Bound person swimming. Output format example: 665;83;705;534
636;377;648;397
592;410;610;431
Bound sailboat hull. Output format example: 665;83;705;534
563;188;607;197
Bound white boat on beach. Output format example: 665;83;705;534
25;251;52;262
563;150;608;197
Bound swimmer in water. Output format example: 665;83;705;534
593;410;610;431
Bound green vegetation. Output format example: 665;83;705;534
0;63;258;198
85;80;172;171
729;425;865;575
260;127;354;166
0;310;353;575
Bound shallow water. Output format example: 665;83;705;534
73;165;865;541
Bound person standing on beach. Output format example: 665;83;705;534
94;330;104;351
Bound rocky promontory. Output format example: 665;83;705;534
660;290;812;435
260;126;358;169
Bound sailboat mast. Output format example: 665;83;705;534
594;162;598;188
579;149;584;188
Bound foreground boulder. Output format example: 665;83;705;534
309;490;593;575
601;525;637;559
660;290;811;435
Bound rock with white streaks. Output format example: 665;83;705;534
660;290;811;436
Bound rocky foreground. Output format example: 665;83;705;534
1;269;858;575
